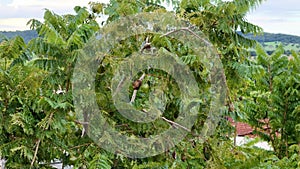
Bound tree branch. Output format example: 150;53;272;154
31;139;41;168
161;116;191;132
74;120;89;125
113;76;127;97
69;143;92;150
160;27;212;47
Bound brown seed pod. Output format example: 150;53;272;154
239;96;243;101
181;155;187;162
172;151;176;159
132;79;142;90
228;103;235;112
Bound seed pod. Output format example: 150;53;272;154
132;79;142;90
181;155;187;162
172;151;176;159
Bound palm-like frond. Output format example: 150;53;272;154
39;22;66;46
232;0;266;14
29;58;60;71
0;36;26;60
73;6;90;26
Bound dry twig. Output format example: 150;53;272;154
161;116;191;132
31;139;41;168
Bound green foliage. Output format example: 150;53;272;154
1;0;299;168
240;43;300;158
0;6;113;168
0;36;27;66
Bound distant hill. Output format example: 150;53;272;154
0;30;37;43
241;32;300;44
238;32;300;56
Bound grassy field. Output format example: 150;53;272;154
262;42;300;51
249;41;300;56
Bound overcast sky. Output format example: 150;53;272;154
0;0;300;36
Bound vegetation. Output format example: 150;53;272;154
3;30;300;47
0;0;299;168
240;32;300;56
2;30;300;56
243;44;300;158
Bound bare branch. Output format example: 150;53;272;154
74;120;89;125
113;76;127;97
69;143;92;150
160;27;212;47
73;120;89;137
130;90;138;103
139;73;146;81
31;139;41;167
161;116;191;132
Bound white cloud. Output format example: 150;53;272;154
2;0;110;18
0;18;34;31
0;0;110;31
247;0;300;36
8;0;91;8
247;16;300;36
0;5;44;19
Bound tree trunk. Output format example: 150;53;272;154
234;121;237;146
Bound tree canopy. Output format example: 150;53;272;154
0;0;299;168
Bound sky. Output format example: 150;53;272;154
0;0;300;36
247;0;300;36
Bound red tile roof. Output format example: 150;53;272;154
227;117;254;136
235;122;254;136
226;117;279;138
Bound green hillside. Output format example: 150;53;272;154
242;32;300;44
239;32;300;55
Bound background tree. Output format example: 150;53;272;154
240;44;300;158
